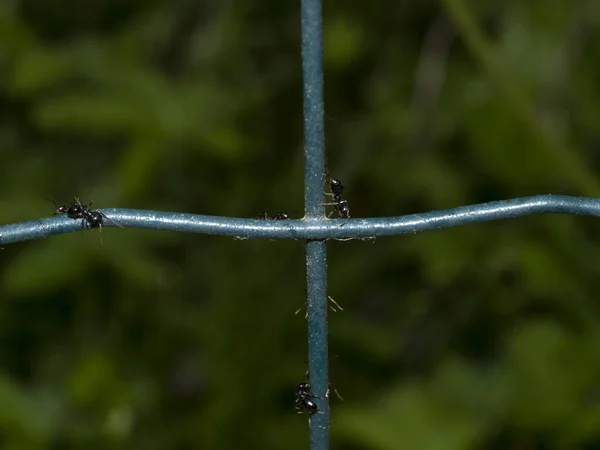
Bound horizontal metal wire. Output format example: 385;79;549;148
1;194;600;245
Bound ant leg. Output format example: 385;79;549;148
100;212;125;228
97;223;103;247
319;204;349;221
73;197;93;214
43;198;59;214
318;209;336;219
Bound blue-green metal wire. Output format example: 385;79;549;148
3;195;600;245
305;241;329;447
300;0;330;447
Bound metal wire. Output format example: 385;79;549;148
305;240;329;448
3;195;600;245
301;0;329;446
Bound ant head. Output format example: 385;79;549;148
330;178;344;193
256;210;270;220
44;198;67;215
298;382;310;392
275;212;290;220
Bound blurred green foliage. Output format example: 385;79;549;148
1;0;600;448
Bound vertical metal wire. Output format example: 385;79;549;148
305;242;329;449
302;0;326;219
301;0;329;448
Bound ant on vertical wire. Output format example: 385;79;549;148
45;197;123;245
321;178;350;225
295;381;320;415
295;369;343;415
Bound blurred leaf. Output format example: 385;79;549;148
3;237;90;295
338;381;483;450
9;48;73;95
324;16;365;69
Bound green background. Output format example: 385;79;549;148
1;0;600;448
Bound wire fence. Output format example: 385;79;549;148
2;0;600;449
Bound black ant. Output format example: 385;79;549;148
46;197;89;220
321;178;350;224
274;212;291;220
255;210;269;220
295;381;320;415
255;210;291;220
295;370;343;415
46;197;123;245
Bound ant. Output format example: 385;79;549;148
45;197;123;245
255;210;291;220
255;210;269;220
295;370;343;415
274;212;291;220
295;381;320;415
321;178;350;224
46;197;89;220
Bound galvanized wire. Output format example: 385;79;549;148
300;0;330;447
3;195;600;245
305;240;329;447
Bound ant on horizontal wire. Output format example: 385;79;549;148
45;197;123;245
255;210;291;220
